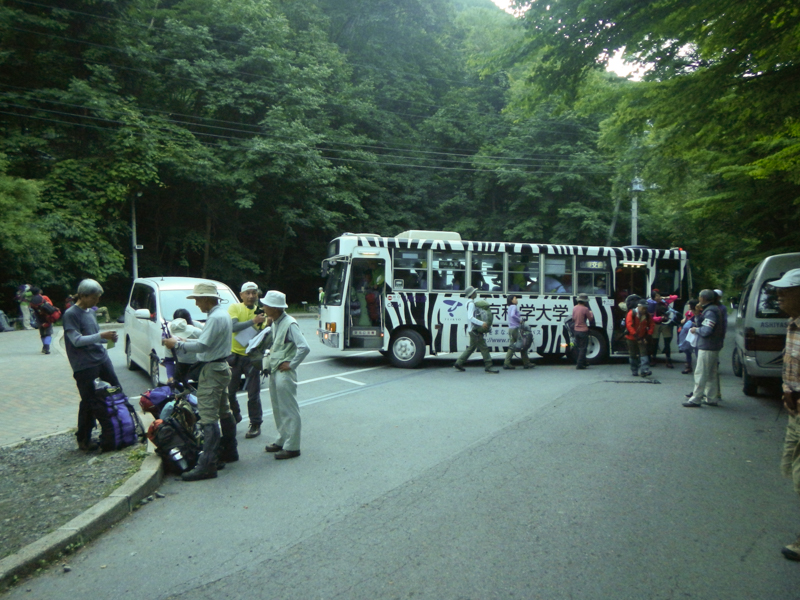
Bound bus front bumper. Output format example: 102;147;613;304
317;329;339;348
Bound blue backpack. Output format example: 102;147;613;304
93;380;145;451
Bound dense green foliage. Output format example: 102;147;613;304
1;0;796;312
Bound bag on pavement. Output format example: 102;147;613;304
139;385;174;419
150;416;200;474
92;380;145;451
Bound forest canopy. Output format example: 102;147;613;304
0;0;797;309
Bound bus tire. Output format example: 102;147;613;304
585;330;609;365
389;329;425;368
742;370;758;397
732;349;743;378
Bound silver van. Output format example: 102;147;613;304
732;253;800;395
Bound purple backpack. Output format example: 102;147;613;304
93;381;144;451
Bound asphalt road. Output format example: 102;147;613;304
7;319;798;599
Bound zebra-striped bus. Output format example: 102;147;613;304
317;230;691;368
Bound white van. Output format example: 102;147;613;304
732;253;800;395
123;277;238;387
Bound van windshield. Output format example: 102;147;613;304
160;288;239;324
756;279;788;319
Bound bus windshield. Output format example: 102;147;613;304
323;261;347;306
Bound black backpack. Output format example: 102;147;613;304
152;416;200;474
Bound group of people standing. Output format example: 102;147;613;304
59;278;309;483
162;282;310;481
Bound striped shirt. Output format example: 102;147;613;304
784;317;800;394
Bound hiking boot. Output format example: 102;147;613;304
782;536;800;561
182;423;220;482
640;371;652;377
503;365;515;370
682;400;701;407
453;364;465;372
77;440;98;452
43;345;50;355
245;423;261;439
681;366;692;374
522;364;535;369
485;367;499;374
665;360;674;369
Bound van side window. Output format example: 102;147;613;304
756;279;787;319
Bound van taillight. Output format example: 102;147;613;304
744;327;786;352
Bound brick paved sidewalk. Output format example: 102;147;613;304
0;328;80;447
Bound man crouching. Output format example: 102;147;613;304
164;282;237;481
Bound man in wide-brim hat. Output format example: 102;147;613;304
453;286;499;374
164;282;237;481
259;290;310;460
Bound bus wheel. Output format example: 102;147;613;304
585;330;609;365
389;329;425;368
731;349;743;378
742;370;758;396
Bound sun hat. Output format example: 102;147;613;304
577;293;589;303
261;290;288;309
241;282;258;293
770;268;800;288
168;318;202;339
463;286;477;298
186;282;223;300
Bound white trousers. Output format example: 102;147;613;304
690;349;720;402
269;369;301;451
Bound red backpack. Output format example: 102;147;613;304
35;295;62;324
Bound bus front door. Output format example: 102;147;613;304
346;258;385;349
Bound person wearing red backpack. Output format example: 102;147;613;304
626;299;654;377
29;288;61;355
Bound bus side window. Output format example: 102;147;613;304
432;250;466;291
471;252;504;292
543;256;573;294
508;253;539;293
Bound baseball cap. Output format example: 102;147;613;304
770;268;800;288
241;282;258;293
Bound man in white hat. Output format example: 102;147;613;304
164;282;236;481
770;268;800;561
453;286;499;374
260;290;310;459
227;282;267;438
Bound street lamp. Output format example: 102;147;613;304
631;177;645;246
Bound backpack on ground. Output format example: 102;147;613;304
149;416;201;474
512;321;533;352
472;300;494;333
92;380;145;451
139;385;174;419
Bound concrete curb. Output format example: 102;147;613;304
0;452;163;591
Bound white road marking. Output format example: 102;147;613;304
236;365;384;397
335;377;365;386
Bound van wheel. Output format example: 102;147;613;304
389;329;425;368
126;338;137;371
742;370;758;396
731;349;743;378
150;355;161;388
585;330;609;365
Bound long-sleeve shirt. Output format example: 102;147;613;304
783;317;800;394
178;303;232;362
63;305;107;372
695;303;725;351
508;304;522;328
466;300;484;328
266;312;310;373
572;304;595;332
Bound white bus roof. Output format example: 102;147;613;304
394;230;462;241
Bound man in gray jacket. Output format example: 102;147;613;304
683;289;726;407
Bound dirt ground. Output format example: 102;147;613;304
0;433;146;561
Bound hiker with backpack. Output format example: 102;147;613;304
29;288;62;354
503;294;534;370
572;293;596;370
453;286;499;374
62;279;121;451
163;282;238;481
626;298;655;377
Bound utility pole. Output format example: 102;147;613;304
631;177;644;246
131;192;142;280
